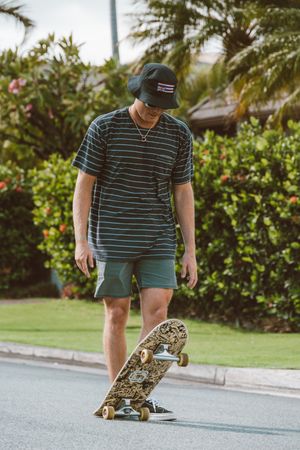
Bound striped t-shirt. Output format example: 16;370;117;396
71;107;193;261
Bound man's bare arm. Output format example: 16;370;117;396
173;182;198;289
73;170;96;277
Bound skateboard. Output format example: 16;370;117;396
94;318;189;421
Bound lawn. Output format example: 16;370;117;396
0;299;299;369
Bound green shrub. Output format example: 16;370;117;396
0;163;46;293
29;153;97;298
30;119;300;330
2;281;59;300
172;118;300;331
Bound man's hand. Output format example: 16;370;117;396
75;241;94;278
181;252;198;289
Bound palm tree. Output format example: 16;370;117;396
129;0;300;122
128;0;258;80
0;1;35;42
227;1;300;121
175;59;229;118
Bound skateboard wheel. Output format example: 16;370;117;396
140;349;153;364
102;405;115;420
138;407;150;421
177;353;189;367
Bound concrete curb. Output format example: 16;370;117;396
1;342;300;396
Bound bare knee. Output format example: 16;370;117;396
104;297;130;332
141;289;173;329
148;301;168;320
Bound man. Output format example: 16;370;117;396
72;63;197;421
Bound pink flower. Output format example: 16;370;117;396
8;78;26;94
25;103;33;118
18;78;27;87
8;79;20;94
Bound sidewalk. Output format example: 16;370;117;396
1;341;299;397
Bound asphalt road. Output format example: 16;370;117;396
1;358;300;450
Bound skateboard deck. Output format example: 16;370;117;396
94;318;188;420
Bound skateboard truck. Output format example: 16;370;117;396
102;399;150;421
140;344;189;366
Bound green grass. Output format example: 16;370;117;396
0;299;299;369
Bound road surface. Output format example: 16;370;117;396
1;358;299;450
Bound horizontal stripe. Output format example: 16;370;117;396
93;232;171;237
108;134;180;146
95;252;176;258
107;144;177;155
72;161;99;176
157;87;174;93
99;253;175;262
89;218;172;225
96;239;175;245
157;82;175;87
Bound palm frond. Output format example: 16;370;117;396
128;0;258;77
0;1;35;43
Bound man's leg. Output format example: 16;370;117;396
95;261;133;383
134;258;177;341
138;287;176;420
103;296;131;383
134;259;177;420
139;288;173;341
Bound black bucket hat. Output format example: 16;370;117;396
128;63;179;109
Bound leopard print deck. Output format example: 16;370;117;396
94;319;188;417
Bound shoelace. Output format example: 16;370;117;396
147;397;160;412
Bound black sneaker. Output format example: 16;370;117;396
142;398;176;421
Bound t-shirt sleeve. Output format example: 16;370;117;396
71;120;106;176
171;128;194;185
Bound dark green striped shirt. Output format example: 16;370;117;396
71;107;193;261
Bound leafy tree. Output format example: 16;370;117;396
129;0;300;120
128;0;258;79
0;34;132;168
176;60;228;118
228;1;300;121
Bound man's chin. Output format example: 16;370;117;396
148;112;160;119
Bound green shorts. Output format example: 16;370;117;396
94;258;178;298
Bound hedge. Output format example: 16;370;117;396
171;118;300;331
0;163;47;293
29;118;300;330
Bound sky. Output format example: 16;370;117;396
0;0;148;65
0;0;219;66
